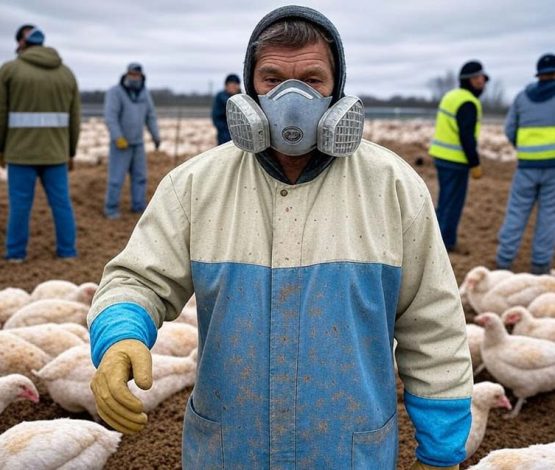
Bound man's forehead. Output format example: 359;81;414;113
256;64;330;76
254;41;334;69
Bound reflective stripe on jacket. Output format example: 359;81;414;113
429;88;482;164
516;126;555;160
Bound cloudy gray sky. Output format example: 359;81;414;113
1;0;552;101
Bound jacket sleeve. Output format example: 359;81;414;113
504;98;519;147
69;74;81;158
104;88;124;141
394;183;473;467
145;91;160;143
0;64;9;153
456;101;480;167
87;172;193;366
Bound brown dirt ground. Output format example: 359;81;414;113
0;140;553;469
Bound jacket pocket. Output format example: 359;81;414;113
351;412;398;470
182;396;223;470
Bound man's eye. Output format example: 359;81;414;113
305;78;323;85
265;78;282;84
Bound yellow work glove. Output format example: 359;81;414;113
410;462;459;470
115;136;129;150
90;339;152;434
470;165;483;179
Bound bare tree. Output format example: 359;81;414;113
482;79;506;112
426;70;457;101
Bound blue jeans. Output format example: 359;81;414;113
104;142;147;216
6;163;77;259
434;161;469;249
497;167;555;269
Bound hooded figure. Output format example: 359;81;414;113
497;53;555;275
103;62;160;219
0;26;80;261
88;6;472;470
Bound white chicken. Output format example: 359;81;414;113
0;332;50;382
7;323;87;358
466;323;485;375
528;292;555;318
34;344;198;418
3;299;89;329
32;345;97;416
0;418;121;470
57;322;90;342
30;280;98;305
473;273;555;314
0;374;40;415
502;306;555;342
151;322;198;357
0;287;31;325
475;312;555;417
465;381;512;459
468;442;555;469
460;266;514;313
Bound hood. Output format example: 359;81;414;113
243;5;346;105
525;79;555;102
19;46;62;69
119;74;146;89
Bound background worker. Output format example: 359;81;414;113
0;25;80;262
104;63;160;219
496;53;555;274
429;61;488;252
211;73;241;145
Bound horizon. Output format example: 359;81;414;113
1;0;551;102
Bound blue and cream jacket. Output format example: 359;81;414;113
88;140;473;469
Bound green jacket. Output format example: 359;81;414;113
0;46;80;164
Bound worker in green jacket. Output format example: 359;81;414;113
429;61;488;252
0;25;80;262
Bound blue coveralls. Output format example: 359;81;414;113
103;78;160;217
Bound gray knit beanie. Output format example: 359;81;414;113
242;5;346;105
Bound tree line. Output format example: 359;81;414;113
81;72;508;114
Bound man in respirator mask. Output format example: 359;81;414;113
103;63;161;219
88;6;472;470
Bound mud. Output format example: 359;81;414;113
0;138;551;469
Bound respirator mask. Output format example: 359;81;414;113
124;77;143;91
226;79;364;157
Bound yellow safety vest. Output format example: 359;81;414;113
516;126;555;160
429;88;482;164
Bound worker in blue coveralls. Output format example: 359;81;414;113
103;63;160;219
88;6;472;470
211;73;242;145
496;53;555;274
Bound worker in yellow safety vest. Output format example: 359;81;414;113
497;53;555;274
429;61;488;252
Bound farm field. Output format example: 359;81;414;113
1;119;553;469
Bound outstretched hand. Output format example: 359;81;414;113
90;339;153;434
